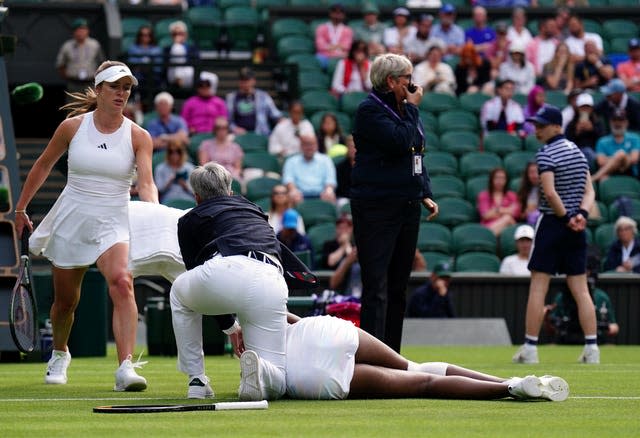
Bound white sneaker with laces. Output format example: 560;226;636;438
538;375;569;401
238;350;263;401
512;345;539;364
188;375;215;399
45;350;71;384
508;375;542;400
578;346;600;364
114;353;148;392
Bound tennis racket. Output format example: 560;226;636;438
93;400;268;414
9;229;38;353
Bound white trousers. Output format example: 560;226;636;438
170;254;288;399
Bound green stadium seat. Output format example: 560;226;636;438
524;134;543;152
286;53;323;72
430;175;466;199
483;130;522;157
431;197;477;227
243;151;281;175
452;223;497;255
588;201;609;230
277;36;315;60
503;150;536;180
512;93;527;107
224;7;259;51
598;175;640;204
417;222;453;254
609;37;633;54
253;196;271;212
499;223;520;257
298;70;331;93
581;19;603;35
424;150;458;176
121;17;151;37
187;133;214;161
245;176;281;201
602;19;639;40
235;132;268;152
419;92;459;114
341;91;368;116
424;131;440;151
459;151;502;179
294;249;313;268
255;0;287;12
437;109;479;134
421;251;454;271
420;111;438;134
608;198;640;224
465;174;489;203
232;178;243;196
307;222;336;268
455;252;501;273
310;110;351;135
594;223;616;255
185;7;223;50
296;199;338;228
458;92;491;115
608;0;640;5
545;90;570;109
218;0;252;9
271;18;310;41
162;198;196;209
439;131;480;156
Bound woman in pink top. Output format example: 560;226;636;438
477;167;521;237
198;116;244;180
181;72;228;135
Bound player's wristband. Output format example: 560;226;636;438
560;213;571;224
578;208;589;219
222;320;241;335
15;210;26;214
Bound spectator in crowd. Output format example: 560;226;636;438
480;78;524;133
317;112;346;154
226;67;282;136
335;134;355;206
315;3;354;69
565;93;604;170
406;261;455;318
603;216;640;274
595;78;640;134
403;14;443;65
477;167;521;237
487;22;510;79
523;85;546;135
164;20;199;89
499;42;536;96
331;40;372;98
56;18;105;96
383;7;416;55
542;42;574;94
276;209;314;264
198;117;244;180
126;25;163;99
561;88;584;133
565;16;603;62
322;212;355;270
554;7;571;41
517;162;541;226
328;240;361;297
500;225;534;276
352;3;387;57
268;101;315;160
268;184;305;235
154;139;196;205
507;7;532;48
282;134;337;205
455;41;492;95
146;91;190;153
413;43;456;95
181;71;227;136
616;38;640;93
465;6;496;58
430;4;465;61
592;110;640;182
526;18;559;77
574;40;614;91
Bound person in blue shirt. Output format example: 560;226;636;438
407;261;455;318
430;4;466;61
145;92;190;153
592;109;640;182
465;6;496;58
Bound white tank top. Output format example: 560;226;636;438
66;111;135;206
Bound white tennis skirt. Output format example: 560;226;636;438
30;188;129;268
285;315;359;400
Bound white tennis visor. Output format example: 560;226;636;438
94;65;138;87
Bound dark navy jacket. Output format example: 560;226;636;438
351;89;433;200
603;237;640;273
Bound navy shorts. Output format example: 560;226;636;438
528;213;587;276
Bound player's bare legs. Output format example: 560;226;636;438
51;266;87;351
525;270;551;337
566;274;597;336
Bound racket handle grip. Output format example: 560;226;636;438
21;229;30;257
214;400;268;410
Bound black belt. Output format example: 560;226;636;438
247;250;282;273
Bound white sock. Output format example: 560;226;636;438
407;360;420;371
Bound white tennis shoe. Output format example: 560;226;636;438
238;350;263;401
114;354;148;392
45;350;71;385
578;346;600;364
538;375;570;401
508;375;542;400
188;375;215;399
512;344;539;364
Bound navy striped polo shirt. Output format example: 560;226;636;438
536;134;588;215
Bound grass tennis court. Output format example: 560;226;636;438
1;344;639;437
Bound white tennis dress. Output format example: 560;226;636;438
30;112;136;267
285;315;359;400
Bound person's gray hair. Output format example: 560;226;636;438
169;20;187;34
154;91;174;107
370;54;413;92
614;216;637;234
189;162;233;200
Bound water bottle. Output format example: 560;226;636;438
40;319;53;362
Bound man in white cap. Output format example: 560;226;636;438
499;225;534;276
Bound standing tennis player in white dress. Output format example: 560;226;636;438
14;60;158;391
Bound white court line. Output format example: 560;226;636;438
571;396;640;400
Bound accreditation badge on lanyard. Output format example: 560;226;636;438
370;92;426;176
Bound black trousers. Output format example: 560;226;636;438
351;198;421;353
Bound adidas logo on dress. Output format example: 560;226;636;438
97;143;107;150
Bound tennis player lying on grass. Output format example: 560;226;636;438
127;201;568;402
